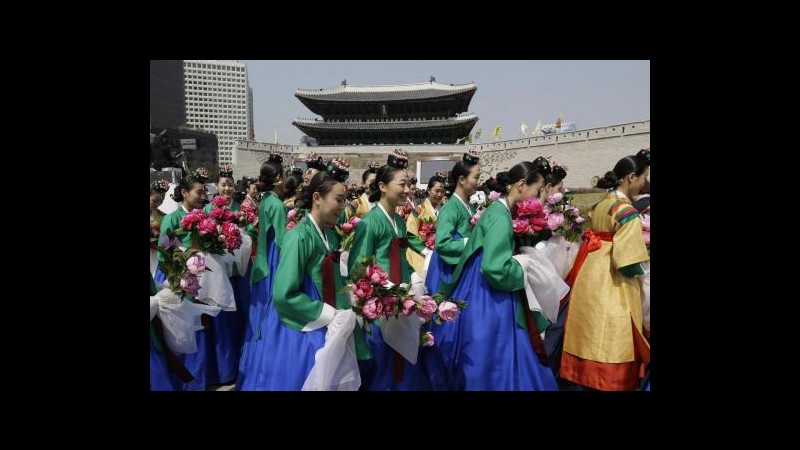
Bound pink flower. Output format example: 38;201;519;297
180;273;201;296
361;297;383;320
470;208;485;228
425;235;436;249
198;218;218;235
221;221;239;236
383;295;399;317
415;295;437;321
489;191;502;201
211;196;228;208
185;253;206;275
350;216;361;226
640;214;650;230
575;216;585;224
286;220;297;231
530;216;548;232
209;208;225;220
512;219;530;235
239;203;254;215
366;264;388;286
159;234;181;249
340;222;354;233
223;210;238;222
421;331;435;347
515;198;543;217
352;279;374;299
547;212;564;231
287;208;298;220
180;209;206;229
546;192;564;204
437;301;460;322
401;298;417;316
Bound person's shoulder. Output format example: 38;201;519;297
633;195;650;213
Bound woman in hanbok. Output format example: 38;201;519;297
424;149;481;295
253;159;370;390
158;171;216;390
405;172;447;291
430;161;559;391
560;149;650;391
198;164;246;385
348;149;430;390
159;172;208;262
237;152;288;390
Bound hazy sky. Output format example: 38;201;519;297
242;60;649;146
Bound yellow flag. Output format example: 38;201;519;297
493;126;502;139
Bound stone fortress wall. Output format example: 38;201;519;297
233;120;650;189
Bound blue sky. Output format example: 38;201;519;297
241;60;649;145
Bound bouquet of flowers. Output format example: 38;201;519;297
418;217;437;249
286;206;306;231
348;257;466;335
469;190;499;229
542;191;586;243
335;215;361;251
179;205;242;255
511;197;549;247
157;231;211;298
396;200;415;222
236;201;257;227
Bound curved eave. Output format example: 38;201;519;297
295;83;476;103
292;116;478;132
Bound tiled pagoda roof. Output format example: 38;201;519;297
295;81;476;102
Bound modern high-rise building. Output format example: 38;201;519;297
183;60;251;165
150;60;185;129
247;86;255;141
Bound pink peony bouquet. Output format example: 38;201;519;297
237;201;257;227
157;230;210;298
179;205;243;255
542;191;586;243
348;257;466;340
418;217;437;249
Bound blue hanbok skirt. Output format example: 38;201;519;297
149;334;182;391
238;275;327;390
425;250;558;391
237;229;281;389
424;232;461;295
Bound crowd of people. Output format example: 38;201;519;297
149;146;651;391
